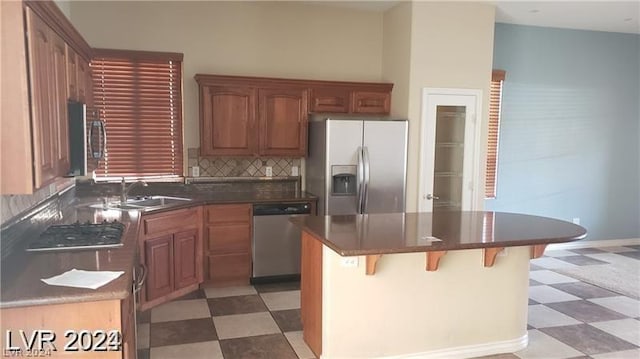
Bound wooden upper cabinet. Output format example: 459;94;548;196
25;8;57;188
65;45;78;100
310;83;393;115
310;86;350;113
351;90;391;114
200;85;256;156
3;2;92;194
77;57;90;105
51;31;69;175
258;88;308;156
195;74;393;157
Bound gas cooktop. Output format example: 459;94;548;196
27;221;125;252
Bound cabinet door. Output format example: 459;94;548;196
174;229;201;290
205;203;251;224
206;224;251;254
120;294;136;359
258;88;308;156
51;31;70;176
77;57;88;104
144;235;174;301
66;45;78;101
25;8;57;188
310;86;350;113
206;253;251;285
351;91;391;114
200;85;256;156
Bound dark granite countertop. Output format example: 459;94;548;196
0;192;140;309
297;211;587;256
0;182;317;309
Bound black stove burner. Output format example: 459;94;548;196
27;220;125;252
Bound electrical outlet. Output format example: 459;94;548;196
572;217;580;225
192;166;200;177
291;166;299;176
498;248;508;257
265;166;273;177
341;256;358;267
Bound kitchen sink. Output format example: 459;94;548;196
89;196;192;211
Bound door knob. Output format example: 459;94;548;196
426;194;440;200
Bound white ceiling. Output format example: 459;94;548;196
309;1;640;34
494;1;640;34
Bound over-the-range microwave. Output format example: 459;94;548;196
68;100;106;176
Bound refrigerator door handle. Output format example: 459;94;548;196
357;146;365;214
362;146;371;213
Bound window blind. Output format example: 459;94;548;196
91;49;184;179
486;70;505;199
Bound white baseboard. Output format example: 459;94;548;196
548;238;640;250
320;333;528;359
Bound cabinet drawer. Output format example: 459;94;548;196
310;87;350;113
206;224;251;254
143;207;199;237
206;253;251;285
351;91;391;114
206;204;251;224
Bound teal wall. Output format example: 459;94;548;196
486;23;640;240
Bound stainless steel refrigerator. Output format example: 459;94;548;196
306;115;408;215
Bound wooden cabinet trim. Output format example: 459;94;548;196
25;0;92;60
195;74;393;92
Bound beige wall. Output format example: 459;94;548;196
403;1;496;211
70;1;495;208
382;2;412;119
322;245;529;357
69;1;384;164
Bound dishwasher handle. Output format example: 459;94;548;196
253;202;312;216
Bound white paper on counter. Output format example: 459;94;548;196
41;269;124;290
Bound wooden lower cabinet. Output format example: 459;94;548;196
206;252;252;285
301;230;323;357
203;204;252;287
174;229;200;289
144;235;174;301
0;298;134;358
139;207;203;311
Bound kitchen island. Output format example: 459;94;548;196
297;211;586;359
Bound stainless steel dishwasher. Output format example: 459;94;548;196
252;202;311;281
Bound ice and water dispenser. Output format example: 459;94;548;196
331;165;357;196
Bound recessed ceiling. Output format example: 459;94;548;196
308;1;640;34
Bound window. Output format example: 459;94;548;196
486;69;505;199
91;49;184;180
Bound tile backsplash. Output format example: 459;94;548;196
0;177;75;227
187;148;300;178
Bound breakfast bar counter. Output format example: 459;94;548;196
296;211;586;359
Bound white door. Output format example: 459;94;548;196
419;88;482;212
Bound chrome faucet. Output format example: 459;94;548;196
120;178;148;203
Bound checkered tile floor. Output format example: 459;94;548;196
137;245;640;359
